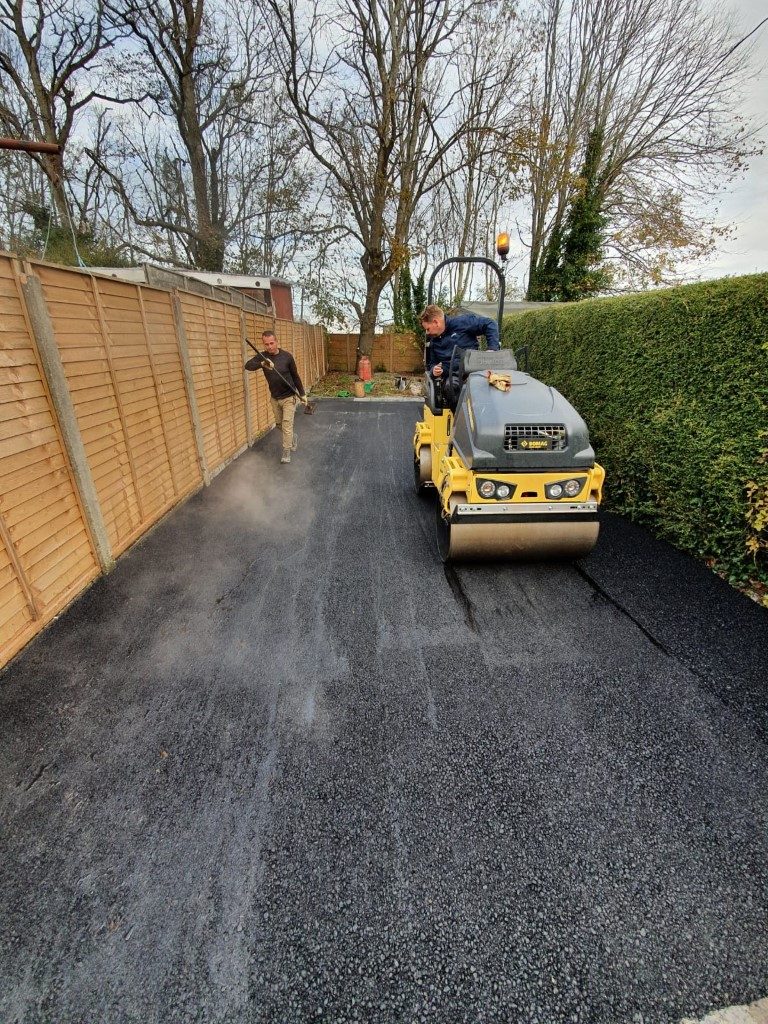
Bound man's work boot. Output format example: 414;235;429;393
281;450;291;464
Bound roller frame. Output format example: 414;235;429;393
414;381;604;563
435;467;602;563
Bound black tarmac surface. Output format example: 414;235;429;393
1;400;767;1024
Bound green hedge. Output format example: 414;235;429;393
502;275;768;591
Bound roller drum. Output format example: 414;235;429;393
414;446;432;493
436;496;599;562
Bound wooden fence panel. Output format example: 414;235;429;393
178;293;247;474
326;333;354;372
315;325;327;377
1;251;326;669
287;320;301;385
34;266;143;554
304;323;315;385
181;291;222;468
305;324;316;383
0;257;100;666
208;299;244;458
138;289;202;501
304;324;312;382
294;320;307;389
326;332;421;373
389;332;423;373
36;266;201;555
225;304;248;451
203;298;235;462
95;277;178;536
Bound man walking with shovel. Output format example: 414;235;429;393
245;330;310;464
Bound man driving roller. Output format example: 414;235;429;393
419;304;500;379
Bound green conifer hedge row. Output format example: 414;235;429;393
501;275;768;589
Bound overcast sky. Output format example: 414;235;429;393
699;0;768;278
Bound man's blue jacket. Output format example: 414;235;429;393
426;313;500;375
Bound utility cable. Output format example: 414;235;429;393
41;204;53;259
59;182;87;268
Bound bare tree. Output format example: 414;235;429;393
264;0;501;354
94;0;274;271
223;90;324;278
0;0;113;227
409;0;531;306
68;106;142;257
0;146;49;248
298;233;367;328
514;0;762;298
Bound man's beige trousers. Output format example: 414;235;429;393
271;395;297;452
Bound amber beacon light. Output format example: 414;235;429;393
495;232;510;261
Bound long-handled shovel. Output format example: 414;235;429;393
244;337;317;414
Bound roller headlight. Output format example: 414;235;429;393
546;478;587;499
496;483;512;499
478;479;496;498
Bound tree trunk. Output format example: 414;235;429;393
193;229;226;272
40;151;70;228
358;284;383;358
526;220;563;301
180;74;225;272
358;247;387;357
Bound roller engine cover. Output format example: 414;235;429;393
452;355;595;472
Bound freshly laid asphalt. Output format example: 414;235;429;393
1;399;767;1024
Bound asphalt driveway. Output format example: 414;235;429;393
1;400;767;1024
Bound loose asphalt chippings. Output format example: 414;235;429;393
1;400;767;1024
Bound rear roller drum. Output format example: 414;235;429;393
435;493;467;562
414;445;432;495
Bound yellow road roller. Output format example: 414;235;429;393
413;247;605;562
